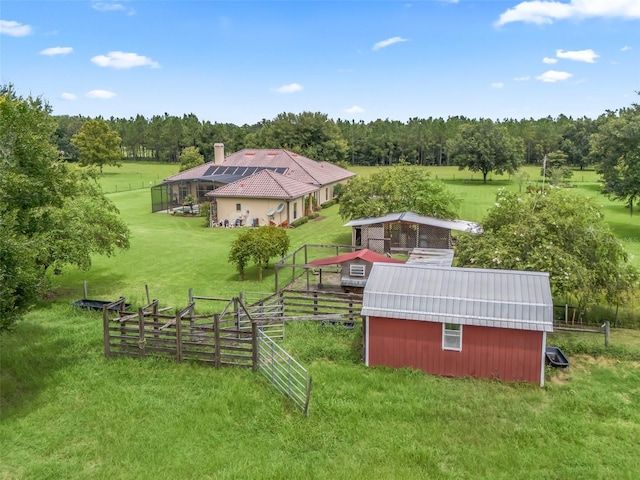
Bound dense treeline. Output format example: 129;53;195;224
53;111;599;169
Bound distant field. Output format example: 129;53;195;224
96;161;178;194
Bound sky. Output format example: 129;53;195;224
1;0;639;125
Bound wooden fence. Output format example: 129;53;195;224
256;289;363;324
102;290;363;414
103;297;256;368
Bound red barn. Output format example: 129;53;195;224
362;264;553;386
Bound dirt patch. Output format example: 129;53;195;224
549;369;570;385
571;354;620;369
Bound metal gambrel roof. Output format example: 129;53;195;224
362;264;553;332
344;211;482;233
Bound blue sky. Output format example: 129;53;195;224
1;0;638;125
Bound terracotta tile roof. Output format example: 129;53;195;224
222;149;355;186
166;149;355;186
206;169;318;200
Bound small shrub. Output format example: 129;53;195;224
291;217;309;228
321;199;337;209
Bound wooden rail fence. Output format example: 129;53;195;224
103;297;256;368
102;290;363;415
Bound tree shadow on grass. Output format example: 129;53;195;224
0;308;96;421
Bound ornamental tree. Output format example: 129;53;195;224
71;118;123;172
179;146;204;172
455;188;637;315
228;227;290;280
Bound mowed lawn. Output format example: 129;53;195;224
1;162;640;479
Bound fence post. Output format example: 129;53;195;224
188;288;195;319
103;305;111;358
604;321;610;347
175;311;183;362
303;377;312;416
214;314;221;369
252;322;258;372
314;292;318;315
138;308;146;358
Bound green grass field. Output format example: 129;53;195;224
1;162;640;479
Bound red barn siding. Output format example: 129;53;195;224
368;316;543;384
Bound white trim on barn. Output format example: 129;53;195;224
540;331;547;387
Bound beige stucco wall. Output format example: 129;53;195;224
213;195;311;227
318;180;349;205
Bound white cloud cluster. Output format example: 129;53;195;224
346;106;364;114
92;2;126;12
543;57;558;64
536;70;572;82
91;51;159;69
514;76;531;81
0;20;32;37
85;90;117;99
61;92;77;100
274;83;303;94
40;46;73;56
496;0;640;26
556;48;599;63
373;36;408;51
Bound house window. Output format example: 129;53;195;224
442;323;462;351
293;202;297;219
236;203;241;211
349;264;366;277
325;188;329;201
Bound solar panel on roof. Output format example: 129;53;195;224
200;165;289;182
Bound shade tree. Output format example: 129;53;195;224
455;188;637;315
0;85;130;331
338;165;460;220
447;120;524;183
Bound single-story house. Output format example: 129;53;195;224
361;263;554;386
205;169;318;227
344;211;482;253
307;248;405;292
151;144;355;219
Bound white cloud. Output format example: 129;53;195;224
91;51;159;69
496;0;640;26
274;83;303;94
39;46;73;56
346;106;364;114
514;76;531;81
372;36;408;51
556;48;599;63
92;2;126;12
491;82;504;88
535;70;572;82
621;45;632;51
543;57;558;64
0;20;32;37
85;90;117;99
61;92;77;100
